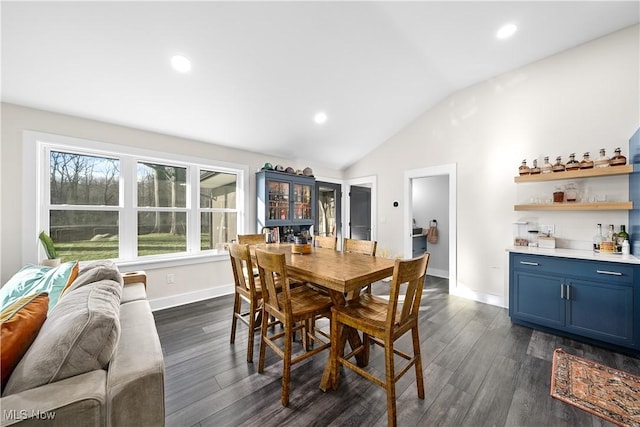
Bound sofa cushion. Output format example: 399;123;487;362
0;293;49;390
3;280;122;396
62;260;122;296
0;262;78;312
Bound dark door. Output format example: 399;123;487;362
315;181;342;243
349;185;371;240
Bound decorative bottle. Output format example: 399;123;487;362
617;225;629;252
565;153;580;171
580;152;594;169
609;148;627;166
564;181;578;202
595;149;610;168
518;160;530;176
530;159;541;174
541;156;553;174
592;223;603;252
552;156;565;172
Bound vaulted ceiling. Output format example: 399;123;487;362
2;2;638;169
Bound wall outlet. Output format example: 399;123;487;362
166;273;175;284
540;224;555;236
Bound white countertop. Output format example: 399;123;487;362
507;246;640;265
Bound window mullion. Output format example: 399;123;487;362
187;165;200;253
120;156;136;259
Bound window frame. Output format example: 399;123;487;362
23;130;248;269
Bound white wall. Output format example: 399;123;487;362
345;25;639;306
412;175;449;277
0;104;342;309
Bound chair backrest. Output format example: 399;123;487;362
387;253;430;329
343;238;377;256
255;249;291;318
228;243;258;296
237;233;266;245
315;236;338;250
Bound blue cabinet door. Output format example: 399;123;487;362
512;271;565;329
565;278;634;346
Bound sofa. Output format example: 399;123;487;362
0;261;165;427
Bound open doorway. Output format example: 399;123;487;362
404;164;457;295
315;181;342;244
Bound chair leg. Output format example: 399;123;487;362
258;307;268;373
230;292;240;344
412;326;425;399
282;323;292;406
385;341;397;427
246;298;257;363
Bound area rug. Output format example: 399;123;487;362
550;348;640;427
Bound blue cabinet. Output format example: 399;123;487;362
256;170;316;230
509;252;639;352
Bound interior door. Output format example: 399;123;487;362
349;185;371;240
315;181;342;243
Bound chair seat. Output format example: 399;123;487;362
278;286;332;320
333;294;401;332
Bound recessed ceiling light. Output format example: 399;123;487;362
496;23;518;40
171;55;191;73
314;112;328;124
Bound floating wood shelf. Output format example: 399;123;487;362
514;201;633;211
514;165;633;183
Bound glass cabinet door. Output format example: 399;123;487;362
293;183;312;220
267;180;289;221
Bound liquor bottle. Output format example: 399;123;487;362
564;181;578;202
518;160;530;176
552;156;565;172
595;149;610;168
622;239;630;255
609;147;627;166
541;156;553;174
565;153;580;171
530;159;541;174
593;223;603;252
617;225;629;250
580;152;594;169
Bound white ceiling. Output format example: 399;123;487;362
2;1;638;170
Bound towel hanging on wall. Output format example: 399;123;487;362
427;220;438;244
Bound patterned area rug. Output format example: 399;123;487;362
550;348;640;427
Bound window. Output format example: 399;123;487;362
26;131;246;265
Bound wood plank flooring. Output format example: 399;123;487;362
153;276;640;427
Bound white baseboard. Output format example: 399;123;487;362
149;284;234;312
427;267;448;279
449;281;507;308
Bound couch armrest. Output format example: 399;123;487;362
121;271;146;289
107;300;164;427
0;370;106;426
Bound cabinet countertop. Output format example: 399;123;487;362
507;246;640;265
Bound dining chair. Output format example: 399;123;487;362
228;243;263;363
343;238;377;294
314;235;338;250
329;253;430;427
237;233;266;245
255;249;333;406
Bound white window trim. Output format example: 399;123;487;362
22;130;249;269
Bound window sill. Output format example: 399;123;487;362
106;252;229;272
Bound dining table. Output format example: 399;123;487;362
252;243;396;391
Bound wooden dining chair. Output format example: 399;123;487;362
343;238;377;294
329;253;430;427
315;235;338;250
255;249;333;406
228;243;263;363
237;233;266;245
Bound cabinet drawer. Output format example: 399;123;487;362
511;253;635;284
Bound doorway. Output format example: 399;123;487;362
315;181;342;244
404;164;457;295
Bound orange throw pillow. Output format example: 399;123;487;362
0;292;49;390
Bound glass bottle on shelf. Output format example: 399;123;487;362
609;147;627;166
594;149;610;168
565;153;580;171
530;159;541;174
552;156;565;172
541;156;553;174
592;223;603;252
580;152;594;169
518;160;530;176
564;181;578;202
553;185;564;203
617;225;629;252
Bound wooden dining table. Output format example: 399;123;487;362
252;243;395;391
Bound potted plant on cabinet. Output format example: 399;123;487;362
39;231;61;267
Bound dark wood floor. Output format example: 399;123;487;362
154;276;640;427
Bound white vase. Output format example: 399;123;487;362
41;258;61;267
